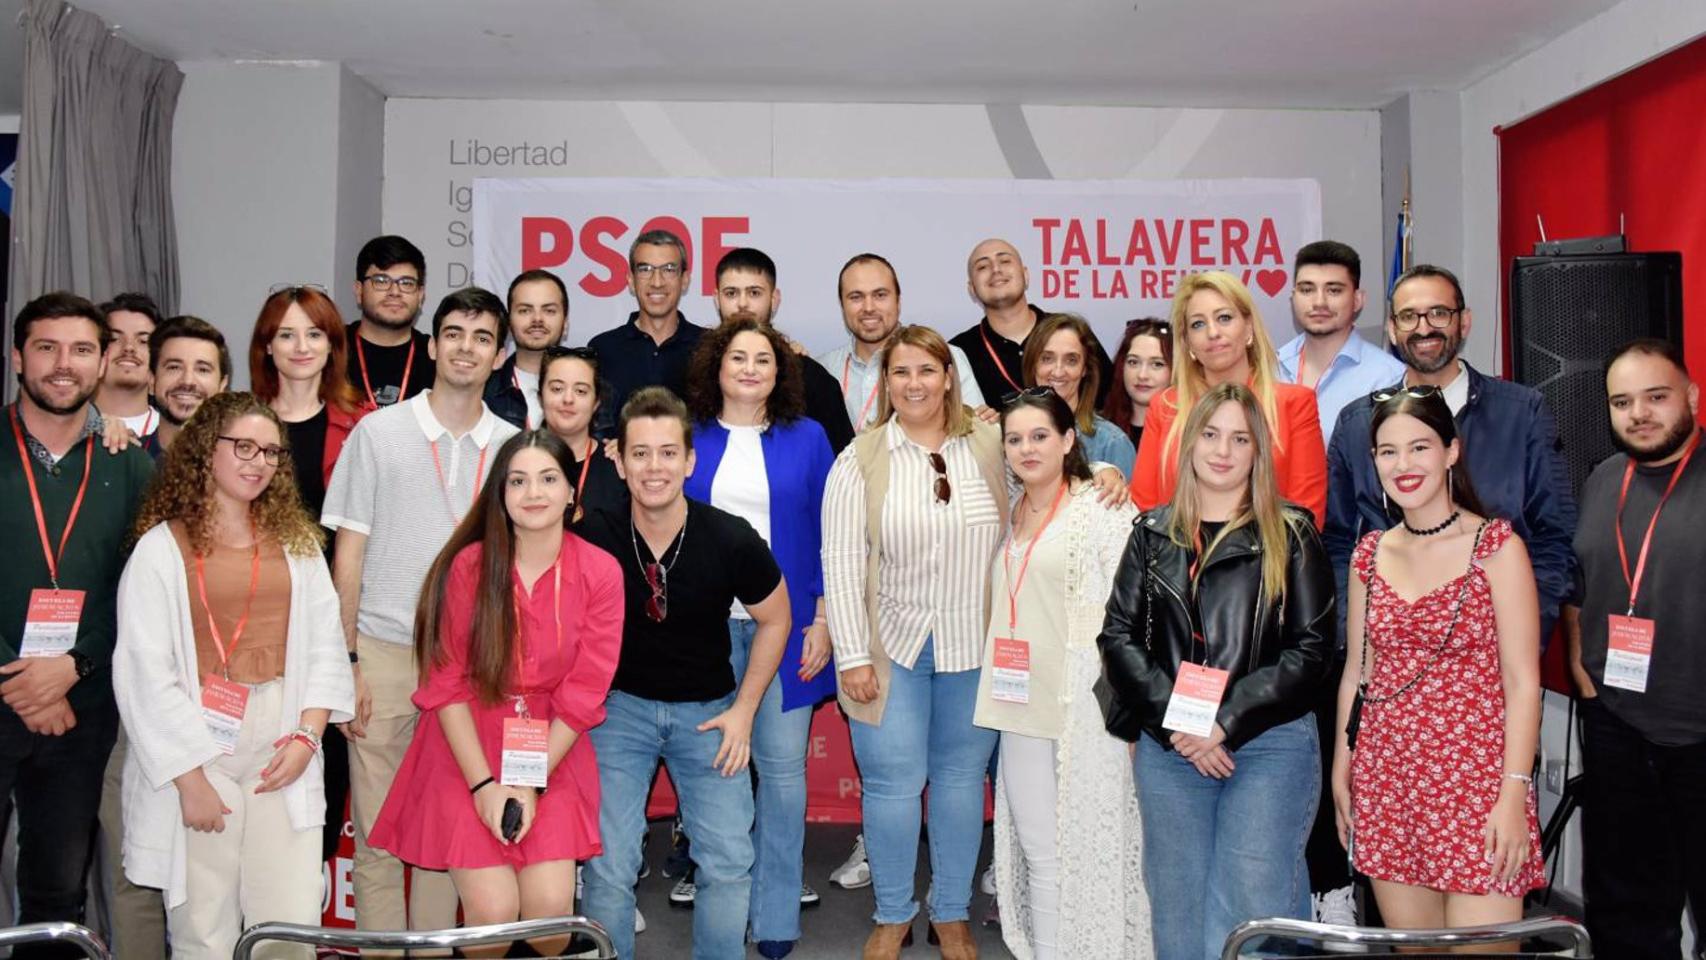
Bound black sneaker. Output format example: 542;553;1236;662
669;870;696;908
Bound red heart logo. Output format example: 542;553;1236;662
1255;269;1288;297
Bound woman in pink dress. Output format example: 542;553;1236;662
1331;385;1545;933
370;430;623;956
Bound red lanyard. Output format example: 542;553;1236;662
194;545;262;680
1615;431;1699;615
10;407;95;590
429;439;489;523
1003;482;1068;632
355;335;414;408
572;440;596;522
515;549;566;660
840;355;881;428
140;407;156;436
1295;351;1316;392
979;327;1024;394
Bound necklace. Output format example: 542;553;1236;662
1403;510;1460;537
630;514;688;575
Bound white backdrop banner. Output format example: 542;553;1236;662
472;177;1322;355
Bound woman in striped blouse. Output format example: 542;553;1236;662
821;325;1007;960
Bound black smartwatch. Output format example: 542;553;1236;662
68;650;94;680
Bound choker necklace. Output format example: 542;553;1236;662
1403;510;1460;537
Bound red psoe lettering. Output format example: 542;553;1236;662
700;217;750;295
521;217;574;270
579;216;629;297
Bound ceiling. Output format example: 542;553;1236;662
0;0;1627;113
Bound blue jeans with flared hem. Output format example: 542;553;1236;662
1134;713;1319;960
847;638;997;925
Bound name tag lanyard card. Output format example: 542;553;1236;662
1163;530;1230;738
196;547;261;755
991;481;1068;706
11;408;95;658
502;552;563;789
1608;433;1698;693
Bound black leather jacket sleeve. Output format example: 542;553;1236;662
1216;518;1336;750
1095;524;1176;742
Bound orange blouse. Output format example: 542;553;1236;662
1128;382;1327;528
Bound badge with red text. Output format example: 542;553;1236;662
200;675;250;755
21;588;84;658
501;717;549;788
1604;614;1655;693
1163;662;1230;737
990;637;1032;705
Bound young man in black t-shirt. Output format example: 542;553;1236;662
345;235;435;407
576;386;789;960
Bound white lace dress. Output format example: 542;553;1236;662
975;490;1154;959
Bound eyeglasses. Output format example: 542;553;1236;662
631;262;684;280
643;562;668;622
268;282;330;296
928;452;952;505
218;436;291;466
1000;386;1056;407
361;273;421;294
1391;305;1462;331
1370;384;1444;404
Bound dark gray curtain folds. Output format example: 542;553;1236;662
9;0;183;318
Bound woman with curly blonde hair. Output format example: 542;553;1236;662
113;392;353;960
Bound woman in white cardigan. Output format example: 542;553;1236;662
113;392;354;960
973;389;1152;960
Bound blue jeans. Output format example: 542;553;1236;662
1135;714;1319;960
728;617;813;942
847;639;997;924
584;691;755;960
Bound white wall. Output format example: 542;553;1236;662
0;113;17;133
382;99;1382;347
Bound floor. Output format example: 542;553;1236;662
625;821;1011;959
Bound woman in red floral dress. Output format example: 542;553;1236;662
1331;386;1545;931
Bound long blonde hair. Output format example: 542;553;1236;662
1167;382;1300;601
1161;272;1285;475
875;324;975;438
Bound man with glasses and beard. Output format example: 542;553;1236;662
1322;265;1578;642
141;316;230;457
1566;339;1706;960
1;293;153;958
93;293;163;439
347;235;434;408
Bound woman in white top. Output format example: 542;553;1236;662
113;392;354;960
683;320;837;960
973;388;1150;960
822;325;1007;959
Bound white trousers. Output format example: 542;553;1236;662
999;731;1060;960
167;680;319;960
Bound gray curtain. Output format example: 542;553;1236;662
7;0;182;319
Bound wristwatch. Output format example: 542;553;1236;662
67;651;94;680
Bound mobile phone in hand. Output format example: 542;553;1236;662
502;797;522;841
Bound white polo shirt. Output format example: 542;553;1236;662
322;390;519;645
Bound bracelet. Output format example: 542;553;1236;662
348;650;360;664
469;776;495;795
289;726;322;753
1503;772;1533;785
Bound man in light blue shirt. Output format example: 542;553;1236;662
1276;240;1405;445
815;252;986;431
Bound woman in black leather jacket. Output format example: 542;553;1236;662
1097;382;1334;960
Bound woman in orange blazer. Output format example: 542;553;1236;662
1130;271;1327;527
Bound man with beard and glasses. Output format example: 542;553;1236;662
1565;339;1706;960
1;293;153;958
485;268;570;430
713;247;854;453
141;316;230;458
347;235;434;408
949;238;1113;408
93;293;164;438
1322;264;1577;644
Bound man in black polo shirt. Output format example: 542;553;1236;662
577;387;789;960
948;237;1113;406
712;247;855;454
1;293;153;957
587;229;707;434
346;235;435;408
1567;338;1706;960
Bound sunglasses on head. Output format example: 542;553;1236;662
1000;386;1056;408
1370;384;1444;404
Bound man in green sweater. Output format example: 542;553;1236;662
1;292;153;957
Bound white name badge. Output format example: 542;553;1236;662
990;637;1031;705
501;717;549;788
1162;662;1230;738
1604;614;1655;693
20;588;84;658
200;676;249;756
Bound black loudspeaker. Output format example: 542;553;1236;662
1510;252;1683;494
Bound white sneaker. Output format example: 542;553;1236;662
1313;885;1364;952
980;865;996;896
635;906;647;934
829;834;872;889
